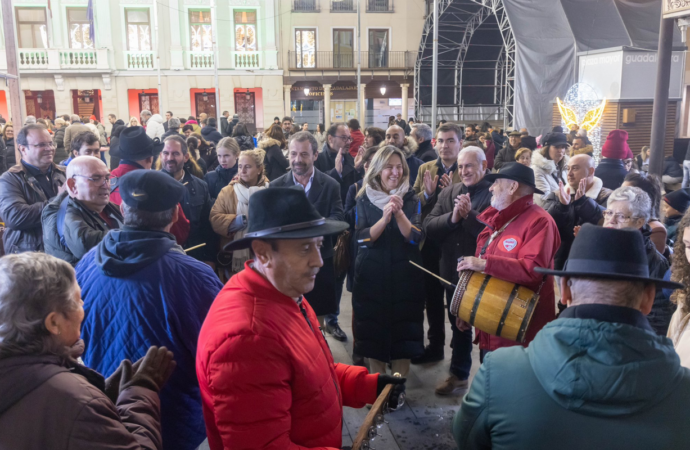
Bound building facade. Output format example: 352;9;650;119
0;0;424;131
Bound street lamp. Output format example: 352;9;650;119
202;89;209;102
380;86;386;96
304;87;310;96
245;89;251;100
36;93;43;104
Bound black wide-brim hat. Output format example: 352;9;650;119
484;162;545;195
110;126;164;160
223;186;349;251
535;224;684;289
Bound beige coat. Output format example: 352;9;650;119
412;158;462;211
668;304;690;369
210;176;269;249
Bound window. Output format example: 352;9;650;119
333;29;353;68
16;8;48;48
126;9;151;52
189;10;213;51
234;11;257;52
67;8;93;49
295;28;316;68
368;29;389;68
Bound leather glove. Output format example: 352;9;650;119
104;357;142;403
377;374;406;411
120;346;176;393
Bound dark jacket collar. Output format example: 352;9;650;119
463;177;492;195
435;157;457;175
21;160;52;176
559;304;654;332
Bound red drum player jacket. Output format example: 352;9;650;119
474;194;561;351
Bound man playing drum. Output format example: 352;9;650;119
456;162;560;358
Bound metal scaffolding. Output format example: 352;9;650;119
414;0;515;129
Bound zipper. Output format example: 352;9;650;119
298;300;342;409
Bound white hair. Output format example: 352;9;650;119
411;123;433;141
607;186;651;223
458;146;486;164
569;277;646;308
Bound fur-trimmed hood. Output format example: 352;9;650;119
257;137;283;150
378;137;418;158
570;144;593;157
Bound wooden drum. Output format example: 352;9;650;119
450;270;539;343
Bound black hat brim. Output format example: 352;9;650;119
483;173;545;195
534;267;684;290
110;142;164;160
223;219;349;252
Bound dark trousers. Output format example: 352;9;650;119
422;243;446;348
447;289;473;380
325;271;347;326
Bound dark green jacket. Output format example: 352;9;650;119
42;191;123;265
454;312;690;449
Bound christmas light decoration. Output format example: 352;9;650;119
557;83;606;164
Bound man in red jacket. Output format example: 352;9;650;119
457;162;560;355
197;187;406;450
109;126;190;245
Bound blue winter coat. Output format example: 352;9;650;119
76;228;224;450
453;304;690;450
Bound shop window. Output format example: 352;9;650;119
189;10;213;51
234;10;257;52
67;8;93;49
295;28;316;68
16;7;48;48
126;9;151;52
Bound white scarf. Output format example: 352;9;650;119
365;180;410;211
232;181;268;272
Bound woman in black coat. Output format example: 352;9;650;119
259;123;289;181
3;124;15;171
108;120;126;170
352;145;425;376
232;122;255;151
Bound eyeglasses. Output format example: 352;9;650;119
335;135;353;142
72;174;111;186
29;142;55;150
603;210;634;222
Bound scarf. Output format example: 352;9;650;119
232;181;268;272
365;180;410;211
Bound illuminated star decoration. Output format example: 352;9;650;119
557;83;607;164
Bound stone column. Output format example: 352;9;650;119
401;83;409;121
360;84;367;127
323;84;332;129
284;85;292;117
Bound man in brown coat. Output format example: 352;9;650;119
63;114;91;153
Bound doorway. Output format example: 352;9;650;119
194;92;216;119
24;90;56;120
234;90;256;131
71;89;101;121
138;93;159;115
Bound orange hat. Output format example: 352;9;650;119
89;115;97;121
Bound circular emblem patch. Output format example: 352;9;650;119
502;238;518;252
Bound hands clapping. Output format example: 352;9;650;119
451;193;471;224
383;195;404;223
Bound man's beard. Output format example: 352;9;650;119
164;161;183;174
490;191;511;211
292;163;309;176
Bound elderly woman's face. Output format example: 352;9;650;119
603;201;646;230
46;283;84;348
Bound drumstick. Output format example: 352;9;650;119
409;261;456;288
184;243;206;253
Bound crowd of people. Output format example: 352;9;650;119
3;108;690;449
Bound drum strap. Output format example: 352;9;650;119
479;215;519;257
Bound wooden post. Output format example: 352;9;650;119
649;12;675;176
2;0;24;165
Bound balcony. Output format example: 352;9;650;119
293;0;320;12
331;0;356;12
288;51;414;70
233;51;261;69
366;0;394;12
125;51;155;70
17;48;109;71
187;50;215;69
